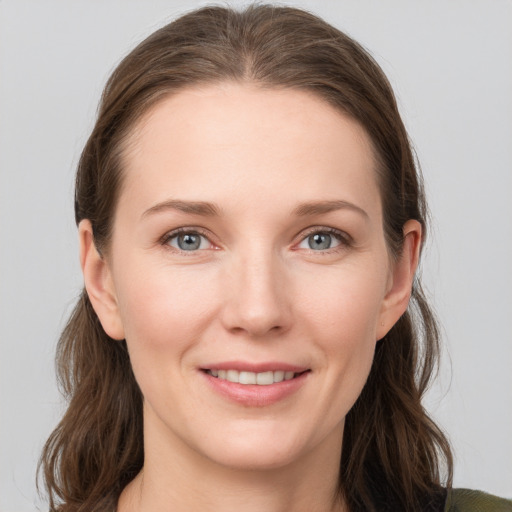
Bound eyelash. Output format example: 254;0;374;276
296;227;352;254
159;226;352;254
159;227;214;250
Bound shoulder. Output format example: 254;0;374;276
444;488;512;512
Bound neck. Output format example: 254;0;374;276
118;406;346;512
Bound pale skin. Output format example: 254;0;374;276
79;83;421;512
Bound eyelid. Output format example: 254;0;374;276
158;225;352;253
159;226;218;251
294;226;353;251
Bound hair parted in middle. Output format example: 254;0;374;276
40;5;452;512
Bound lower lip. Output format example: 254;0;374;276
201;371;309;407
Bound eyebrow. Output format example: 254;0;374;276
293;200;369;219
141;199;221;219
141;198;368;220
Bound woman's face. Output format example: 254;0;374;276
82;83;418;471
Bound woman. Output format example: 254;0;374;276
39;4;511;512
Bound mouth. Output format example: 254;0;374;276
200;364;310;406
203;369;309;385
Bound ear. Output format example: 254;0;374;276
79;220;125;340
376;219;422;340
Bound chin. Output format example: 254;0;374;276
207;444;300;472
196;422;314;471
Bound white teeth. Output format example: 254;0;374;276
226;369;239;382
239;371;256;384
207;369;300;385
273;370;284;383
256;371;274;385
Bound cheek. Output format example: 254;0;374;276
112;261;224;412
296;262;386;342
295;263;385;392
114;260;220;355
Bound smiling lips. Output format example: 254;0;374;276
206;369;298;385
202;363;310;406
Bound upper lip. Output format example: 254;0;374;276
201;361;309;373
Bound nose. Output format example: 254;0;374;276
220;249;292;338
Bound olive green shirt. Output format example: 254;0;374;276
445;489;512;511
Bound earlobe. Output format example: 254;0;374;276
377;220;422;340
79;220;125;340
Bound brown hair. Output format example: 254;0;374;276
40;4;452;511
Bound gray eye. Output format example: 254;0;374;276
307;233;332;250
169;232;208;251
179;234;201;250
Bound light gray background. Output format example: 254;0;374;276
1;1;511;510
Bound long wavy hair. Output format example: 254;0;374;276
39;4;453;511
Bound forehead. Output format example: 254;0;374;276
119;83;381;220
